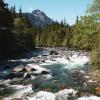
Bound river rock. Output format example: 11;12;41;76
11;65;37;79
31;68;37;71
70;70;84;77
55;95;67;100
32;83;39;89
11;67;26;78
13;65;24;72
27;64;49;74
50;50;59;55
55;88;77;100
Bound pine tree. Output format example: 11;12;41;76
10;5;16;18
19;6;23;18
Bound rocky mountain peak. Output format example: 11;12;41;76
24;9;53;27
32;9;45;16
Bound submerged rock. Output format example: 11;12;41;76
70;70;84;78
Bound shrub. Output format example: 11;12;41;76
90;48;100;67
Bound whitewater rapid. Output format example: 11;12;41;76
41;53;90;69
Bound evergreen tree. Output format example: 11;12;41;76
10;5;16;18
19;6;23;18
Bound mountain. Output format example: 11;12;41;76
23;9;53;27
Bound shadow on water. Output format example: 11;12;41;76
0;48;48;70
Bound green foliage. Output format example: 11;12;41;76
62;36;68;47
86;0;100;65
63;34;71;48
87;0;100;14
13;16;35;51
35;33;41;47
91;48;100;65
35;21;69;47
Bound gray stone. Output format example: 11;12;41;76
55;95;67;100
13;65;24;72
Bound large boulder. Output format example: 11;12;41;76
27;64;49;74
19;66;37;73
12;65;37;73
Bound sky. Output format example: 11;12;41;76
5;0;92;25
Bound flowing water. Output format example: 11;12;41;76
34;60;90;92
0;48;91;94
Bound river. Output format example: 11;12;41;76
0;48;99;100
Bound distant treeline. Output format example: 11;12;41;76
0;0;100;66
